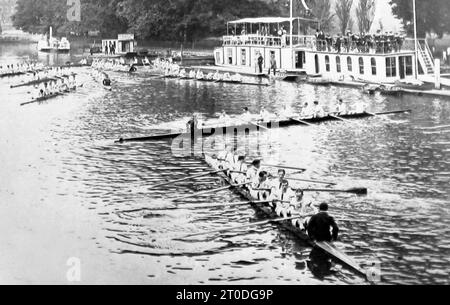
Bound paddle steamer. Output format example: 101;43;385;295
213;17;435;84
37;27;71;53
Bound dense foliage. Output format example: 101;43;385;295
389;0;450;38
12;0;277;40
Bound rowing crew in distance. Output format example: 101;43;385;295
211;149;339;243
186;98;367;132
34;74;78;98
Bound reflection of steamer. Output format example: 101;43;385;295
37;27;70;53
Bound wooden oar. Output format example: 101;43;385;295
147;200;270;211
172;182;250;201
179;213;315;239
287;177;337;185
259;163;307;172
298;187;368;195
289;117;313;126
146;169;227;190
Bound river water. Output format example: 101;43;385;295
0;43;449;284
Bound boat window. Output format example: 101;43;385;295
405;56;413;76
386;57;397;77
347;57;352;72
241;49;246;65
371;58;377;75
227;48;233;64
336;56;341;73
359;57;364;74
325;55;330;72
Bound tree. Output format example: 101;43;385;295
335;0;354;34
356;0;375;33
389;0;450;38
308;0;335;31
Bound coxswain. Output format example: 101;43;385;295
335;98;348;115
231;155;248;184
129;64;137;73
249;171;271;200
240;107;253;122
246;159;261;183
311;101;326;118
102;73;111;87
307;203;339;242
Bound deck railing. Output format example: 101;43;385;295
223;35;419;55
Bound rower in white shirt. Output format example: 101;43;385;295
249;171;271;201
213;70;222;81
231;155;248;184
188;70;196;79
196;70;205;80
217;144;237;170
259;106;272;122
290;190;318;228
231;73;243;82
219;110;231;124
269;179;296;217
246;160;261;183
240;107;253;122
353;100;367;114
179;69;187;78
279;104;295;119
299;102;312;118
335;98;348;115
311;101;326;118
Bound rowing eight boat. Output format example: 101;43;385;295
20;87;78;106
116;109;411;143
203;154;368;279
163;75;270;87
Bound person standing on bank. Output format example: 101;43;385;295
307;203;339;242
269;54;277;76
258;53;264;74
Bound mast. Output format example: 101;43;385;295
290;0;293;70
413;0;418;78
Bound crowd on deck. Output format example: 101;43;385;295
226;25;407;54
315;30;406;54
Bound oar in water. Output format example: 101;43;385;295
178;213;315;239
297;187;368;195
172;182;250;202
146;169;227;190
287;177;337;186
258;163;307;172
146;200;271;211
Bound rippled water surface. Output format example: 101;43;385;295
0;43;449;284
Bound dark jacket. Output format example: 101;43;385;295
307;212;339;242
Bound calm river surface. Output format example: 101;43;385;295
0;43;449;284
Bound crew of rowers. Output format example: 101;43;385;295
28;66;75;82
213;148;339;242
92;58;141;72
0;62;44;75
36;74;77;98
